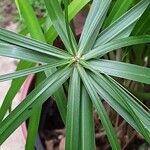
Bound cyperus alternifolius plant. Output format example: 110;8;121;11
0;0;150;149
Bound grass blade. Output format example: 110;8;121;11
89;73;140;131
82;58;150;142
132;5;150;35
89;72;150;142
107;76;150;125
64;0;75;54
15;0;45;41
81;61;150;124
102;75;150;142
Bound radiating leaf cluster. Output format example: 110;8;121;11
0;0;150;149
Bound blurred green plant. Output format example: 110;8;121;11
0;0;150;149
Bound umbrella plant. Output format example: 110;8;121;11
0;0;150;149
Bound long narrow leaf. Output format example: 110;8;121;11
64;0;75;54
89;73;140;131
25;72;45;150
0;66;72;145
0;60;69;82
82;60;150;141
103;0;134;28
83;35;150;60
80;85;96;150
101;75;150;142
132;5;150;35
65;67;81;150
78;0;111;55
15;0;69;124
0;43;58;63
82;62;150;141
45;0;90;42
77;65;121;150
107;76;150;123
81;61;150;124
0;28;71;59
89;72;150;141
44;0;77;54
94;0;150;47
88;59;150;84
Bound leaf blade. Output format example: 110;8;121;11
65;67;81;150
44;0;77;54
83;35;150;60
94;0;150;47
78;0;112;55
89;72;150;142
80;85;96;150
0;28;71;59
0;60;69;82
77;65;121;150
0;66;72;145
88;59;150;84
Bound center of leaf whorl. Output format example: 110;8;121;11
72;55;80;63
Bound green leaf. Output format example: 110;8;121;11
89;73;140;131
89;72;150;142
94;0;150;47
25;72;45;150
15;0;45;42
0;60;69;82
0;61;34;122
81;61;150;126
65;67;81;150
132;5;150;35
107;76;150;126
25;105;42;150
88;59;150;84
0;66;72;145
78;0;111;55
15;0;69;124
77;65;121;150
84;58;150;141
103;0;134;28
104;76;150;142
0;28;71;59
0;43;58;63
68;0;90;22
83;35;150;60
80;85;96;150
82;58;150;141
44;0;77;54
64;0;75;54
45;0;90;42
